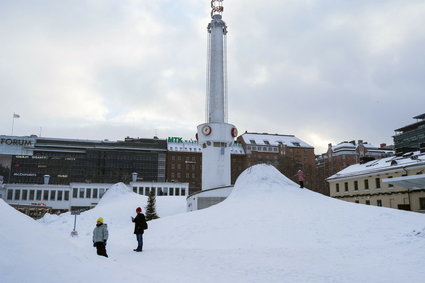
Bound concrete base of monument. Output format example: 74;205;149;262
186;185;233;212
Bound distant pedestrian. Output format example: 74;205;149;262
295;170;305;188
93;217;108;257
131;207;147;252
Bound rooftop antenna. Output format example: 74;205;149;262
211;0;224;18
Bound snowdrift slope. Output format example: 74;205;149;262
1;164;425;283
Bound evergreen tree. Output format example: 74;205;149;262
145;189;159;221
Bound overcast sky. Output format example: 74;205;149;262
1;0;424;154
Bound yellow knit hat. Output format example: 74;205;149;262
97;217;104;223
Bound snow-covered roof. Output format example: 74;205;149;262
241;133;313;148
327;151;425;180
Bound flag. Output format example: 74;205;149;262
13;113;20;118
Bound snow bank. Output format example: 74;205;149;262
2;164;425;283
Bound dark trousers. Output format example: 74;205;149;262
136;234;143;251
299;181;304;188
95;242;108;257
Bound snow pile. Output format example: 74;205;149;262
1;164;425;283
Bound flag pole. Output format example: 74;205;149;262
11;113;15;136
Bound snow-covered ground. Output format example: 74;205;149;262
1;164;425;283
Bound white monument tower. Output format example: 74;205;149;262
197;0;238;190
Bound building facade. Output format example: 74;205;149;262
393;113;425;154
3;181;189;218
316;140;394;196
0;136;167;185
327;150;425;212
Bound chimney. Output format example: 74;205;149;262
380;143;387;148
43;175;50;185
358;140;363;144
131;172;138;182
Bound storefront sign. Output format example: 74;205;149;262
168;137;197;143
0;136;35;156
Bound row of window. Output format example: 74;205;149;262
171;164;197;170
7;189;70;202
335;177;393;193
6;185;188;202
247;146;279;152
354;199;382;206
72;188;108;199
170;172;196;179
132;186;186;196
171;156;197;161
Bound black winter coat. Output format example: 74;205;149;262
132;213;147;234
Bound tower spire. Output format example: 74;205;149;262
211;0;224;18
197;0;237;191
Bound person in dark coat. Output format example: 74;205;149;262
131;207;147;252
92;217;108;257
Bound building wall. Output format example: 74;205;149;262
329;167;425;212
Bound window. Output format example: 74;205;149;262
64;191;69;201
170;188;174;196
50;190;56;201
22;190;28;201
145;188;149;196
133;187;137;193
79;188;84;198
57;191;63;201
377;200;382;207
7;190;13;200
344;182;348;192
336;184;340;192
387;176;394;187
138;187;143;195
354;181;358;191
181;188;186;196
364;179;369;190
99;188;105;198
43;190;49;201
163;187;168;196
375;178;381;189
86;188;91;199
366;200;370;205
420;198;425;210
14;189;21;200
72;188;78;198
250;140;256;144
355;200;359;203
157;188;163;196
29;190;35;200
264;140;270;145
176;188;180;196
93;188;98;198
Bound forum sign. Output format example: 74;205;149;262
0;136;35;156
